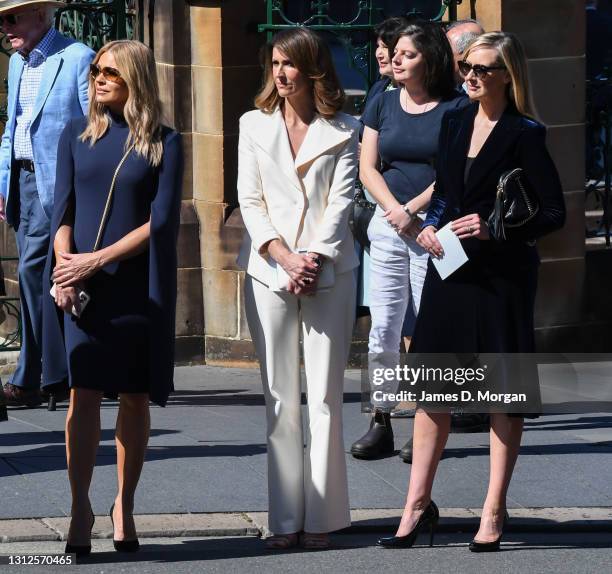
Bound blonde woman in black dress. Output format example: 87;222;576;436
378;32;565;552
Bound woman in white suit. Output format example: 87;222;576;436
237;28;360;550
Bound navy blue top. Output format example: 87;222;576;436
362;89;468;204
359;77;393;140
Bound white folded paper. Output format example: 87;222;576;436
431;222;469;280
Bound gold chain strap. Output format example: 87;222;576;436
92;144;135;252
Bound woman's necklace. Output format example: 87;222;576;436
401;87;433;113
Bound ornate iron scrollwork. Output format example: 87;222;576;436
0;296;21;351
56;0;140;51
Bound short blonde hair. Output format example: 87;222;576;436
80;40;164;166
463;32;535;118
254;28;345;118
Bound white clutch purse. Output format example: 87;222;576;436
50;283;91;318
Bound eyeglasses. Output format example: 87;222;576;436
458;60;506;79
89;64;123;83
0;9;38;27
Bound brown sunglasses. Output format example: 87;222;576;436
89;64;123;83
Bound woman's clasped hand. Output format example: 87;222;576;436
267;240;323;296
283;252;323;296
416;225;443;258
383;204;421;237
51;251;102;287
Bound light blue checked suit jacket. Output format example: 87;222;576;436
0;32;94;225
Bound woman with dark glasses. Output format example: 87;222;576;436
89;62;123;83
378;32;565;552
42;39;183;557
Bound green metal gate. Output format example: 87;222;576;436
258;0;462;112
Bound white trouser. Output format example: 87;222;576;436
367;208;429;411
244;271;356;534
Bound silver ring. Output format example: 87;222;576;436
467;226;473;233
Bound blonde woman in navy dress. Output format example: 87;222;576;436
43;40;182;556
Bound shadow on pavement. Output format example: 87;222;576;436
524;415;612;432
0;429;177;448
1;443;267;476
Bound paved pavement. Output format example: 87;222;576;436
1;366;611;571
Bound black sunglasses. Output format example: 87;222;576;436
0;9;38;27
89;63;123;83
458;60;506;79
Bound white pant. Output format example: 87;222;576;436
244;272;356;534
367;208;429;410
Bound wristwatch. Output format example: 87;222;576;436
402;204;415;219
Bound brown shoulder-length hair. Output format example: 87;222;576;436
80;40;163;166
254;28;345;118
389;20;456;100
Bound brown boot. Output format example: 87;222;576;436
2;382;42;408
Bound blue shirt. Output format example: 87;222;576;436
14;27;58;160
359;77;394;140
362;88;468;204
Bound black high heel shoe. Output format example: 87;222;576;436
377;500;439;548
64;509;95;557
468;510;509;552
110;503;140;552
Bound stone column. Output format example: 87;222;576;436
459;0;586;348
189;0;266;365
144;0;205;362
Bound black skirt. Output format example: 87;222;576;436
410;250;540;417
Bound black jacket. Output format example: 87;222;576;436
424;102;566;266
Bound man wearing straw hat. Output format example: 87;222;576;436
0;0;94;408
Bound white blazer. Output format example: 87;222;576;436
237;107;360;287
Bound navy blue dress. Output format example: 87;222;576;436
42;115;183;406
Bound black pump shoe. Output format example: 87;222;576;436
65;510;95;557
110;503;140;552
468;535;502;552
377;500;439;548
469;510;509;552
350;410;394;459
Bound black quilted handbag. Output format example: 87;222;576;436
487;168;539;241
349;182;376;248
